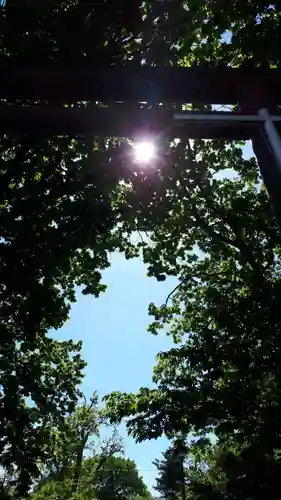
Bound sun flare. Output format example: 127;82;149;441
134;141;156;163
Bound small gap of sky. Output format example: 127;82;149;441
53;253;177;492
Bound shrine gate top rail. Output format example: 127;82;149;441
1;65;281;104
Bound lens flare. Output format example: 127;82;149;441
134;141;156;163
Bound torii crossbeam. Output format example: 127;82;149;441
1;64;281;103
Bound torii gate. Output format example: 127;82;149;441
1;63;281;229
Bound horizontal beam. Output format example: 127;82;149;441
1;64;281;104
174;112;281;123
0;105;264;139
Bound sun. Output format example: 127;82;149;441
134;141;156;163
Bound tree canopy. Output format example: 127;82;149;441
153;440;188;500
31;455;151;500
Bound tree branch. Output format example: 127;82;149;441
165;271;237;305
165;280;188;306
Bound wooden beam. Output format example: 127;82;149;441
0;105;259;139
1;64;281;104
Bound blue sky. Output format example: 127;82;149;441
54;253;177;493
